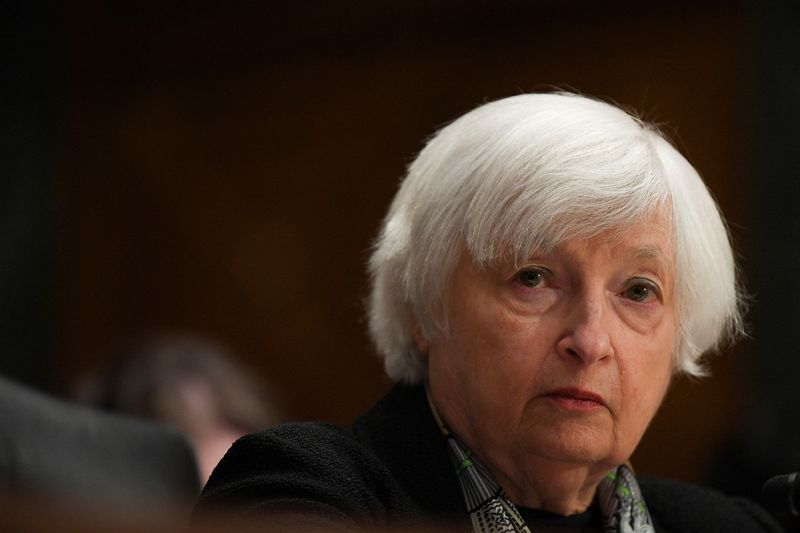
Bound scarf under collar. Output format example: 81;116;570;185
426;390;655;533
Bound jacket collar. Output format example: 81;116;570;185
351;384;466;523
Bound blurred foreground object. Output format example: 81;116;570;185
0;375;199;514
74;335;283;482
762;472;800;532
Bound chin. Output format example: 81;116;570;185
526;425;617;466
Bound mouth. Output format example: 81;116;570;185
539;387;607;411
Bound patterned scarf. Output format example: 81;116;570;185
428;392;655;532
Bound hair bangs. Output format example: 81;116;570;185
464;136;671;268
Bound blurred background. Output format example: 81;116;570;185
4;0;799;505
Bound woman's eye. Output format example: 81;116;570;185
516;269;545;288
623;280;659;303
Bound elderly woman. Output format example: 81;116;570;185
197;93;780;532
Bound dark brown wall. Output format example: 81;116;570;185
55;2;755;483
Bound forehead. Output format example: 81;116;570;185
607;214;673;254
597;221;674;272
510;214;676;271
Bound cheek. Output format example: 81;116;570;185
450;304;527;363
439;310;553;411
619;343;673;438
471;312;553;378
614;319;675;442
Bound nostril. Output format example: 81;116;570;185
566;347;580;358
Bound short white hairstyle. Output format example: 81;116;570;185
368;92;743;383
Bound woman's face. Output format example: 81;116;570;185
425;217;676;481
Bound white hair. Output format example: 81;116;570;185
368;93;743;383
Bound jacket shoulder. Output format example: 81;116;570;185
639;476;782;533
195;421;414;527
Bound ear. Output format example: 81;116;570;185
408;312;430;356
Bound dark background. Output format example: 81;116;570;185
5;0;799;497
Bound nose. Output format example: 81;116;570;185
555;293;613;365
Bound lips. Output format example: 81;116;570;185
539;387;607;410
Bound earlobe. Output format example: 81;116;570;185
408;314;430;356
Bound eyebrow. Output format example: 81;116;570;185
633;245;676;276
635;246;665;260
